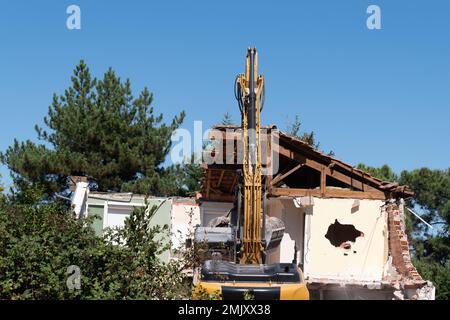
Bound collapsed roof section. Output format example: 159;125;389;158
200;124;413;202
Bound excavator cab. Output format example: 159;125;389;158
192;48;309;300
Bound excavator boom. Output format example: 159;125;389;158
193;48;309;300
236;48;264;264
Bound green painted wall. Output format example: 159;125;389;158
88;205;104;236
86;195;172;262
147;199;172;263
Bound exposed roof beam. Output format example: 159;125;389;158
269;187;386;200
270;163;304;187
216;170;225;188
275;142;378;192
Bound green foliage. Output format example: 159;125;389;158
399;168;450;233
286;115;319;150
0;60;186;196
356;163;398;182
243;289;255;300
170;160;204;197
221;112;234;125
193;284;222;300
122;156;203;197
285;114;334;156
413;259;450;300
0;187;193;299
399;168;450;300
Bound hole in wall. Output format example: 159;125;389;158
324;219;364;248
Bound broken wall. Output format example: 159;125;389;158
304;198;387;282
171;199;201;252
266;198;305;265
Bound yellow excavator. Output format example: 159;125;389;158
193;48;309;300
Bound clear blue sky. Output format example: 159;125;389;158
0;0;449;189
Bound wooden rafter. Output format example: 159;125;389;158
201;128;412;200
275;142;378;192
204;193;235;202
216;170;225;188
320;166;326;195
269;187;386;200
284;138;385;188
209;187;223;194
270;163;304;187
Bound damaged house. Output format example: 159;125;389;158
198;124;435;300
70;123;435;300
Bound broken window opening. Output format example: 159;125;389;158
324;219;364;248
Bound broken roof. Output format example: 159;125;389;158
200;124;413;201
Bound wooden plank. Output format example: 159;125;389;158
209;187;223;194
325;189;386;200
275;143;322;172
320;166;326;195
216;170;225;188
269;188;321;197
204;193;235;202
326;166;378;192
269;187;386;200
270;163;304;187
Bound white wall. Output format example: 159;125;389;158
171;201;201;250
104;205;134;229
266;198;305;265
304;198;387;282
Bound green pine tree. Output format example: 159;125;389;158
221;112;234;125
0;60;186;196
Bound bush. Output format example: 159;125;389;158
0;187;193;299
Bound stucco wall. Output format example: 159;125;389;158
304;198;387;282
171;200;201;251
266;198;305;265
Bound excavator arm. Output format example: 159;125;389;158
193;48;309;300
235;48;265;264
